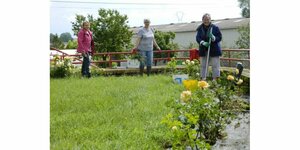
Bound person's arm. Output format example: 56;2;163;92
153;38;161;50
196;27;208;47
134;37;141;50
211;26;222;43
196;28;204;45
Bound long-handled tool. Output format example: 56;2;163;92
203;27;213;80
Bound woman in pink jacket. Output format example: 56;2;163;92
77;21;94;78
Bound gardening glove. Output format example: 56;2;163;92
208;33;216;41
201;41;209;47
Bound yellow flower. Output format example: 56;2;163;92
183;80;198;91
198;81;209;89
172;126;178;131
227;75;235;81
235;69;239;74
180;90;192;103
236;79;243;85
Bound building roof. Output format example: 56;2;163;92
130;17;249;33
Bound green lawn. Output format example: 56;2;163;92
50;75;183;149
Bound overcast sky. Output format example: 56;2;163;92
50;0;242;36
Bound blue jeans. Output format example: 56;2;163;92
81;53;91;77
139;50;153;68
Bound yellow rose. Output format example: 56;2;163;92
183;80;198;91
236;79;243;85
180;90;192;103
172;126;178;131
235;69;239;74
198;81;209;89
227;75;235;81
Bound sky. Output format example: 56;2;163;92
50;0;242;36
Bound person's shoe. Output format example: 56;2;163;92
146;66;151;76
139;67;144;76
87;73;91;78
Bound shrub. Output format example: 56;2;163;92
50;55;75;78
161;70;250;149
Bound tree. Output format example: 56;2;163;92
71;15;93;36
153;30;179;64
71;9;133;53
59;32;73;42
238;0;250;18
235;23;250;49
50;33;65;49
65;40;78;49
50;33;55;43
71;9;133;67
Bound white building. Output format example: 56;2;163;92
130;17;249;49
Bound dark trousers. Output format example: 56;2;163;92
81;53;91;77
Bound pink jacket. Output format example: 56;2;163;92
77;29;93;53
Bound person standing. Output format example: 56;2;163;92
77;21;94;78
133;19;161;76
196;13;222;80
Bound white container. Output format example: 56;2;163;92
120;62;127;68
127;59;140;68
172;74;188;84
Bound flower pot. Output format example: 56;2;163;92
172;74;188;84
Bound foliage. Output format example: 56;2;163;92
50;33;55;43
165;57;181;75
90;67;105;77
186;42;199;49
59;32;73;42
112;62;118;69
50;33;65;49
154;30;179;59
161;71;250;149
71;9;133;68
238;0;250;18
182;59;200;79
235;23;250;49
65;40;78;49
71;14;93;36
50;55;74;78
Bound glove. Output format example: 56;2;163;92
202;41;209;47
208;33;216;41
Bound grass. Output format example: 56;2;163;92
50;74;184;149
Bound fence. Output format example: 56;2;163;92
50;48;250;69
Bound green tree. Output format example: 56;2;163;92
71;9;133;67
154;30;179;61
238;0;250;18
50;33;55;43
65;40;78;49
50;33;65;49
235;23;250;49
59;32;73;42
71;15;94;36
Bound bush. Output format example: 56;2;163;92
161;71;250;149
182;59;200;79
50;55;75;78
